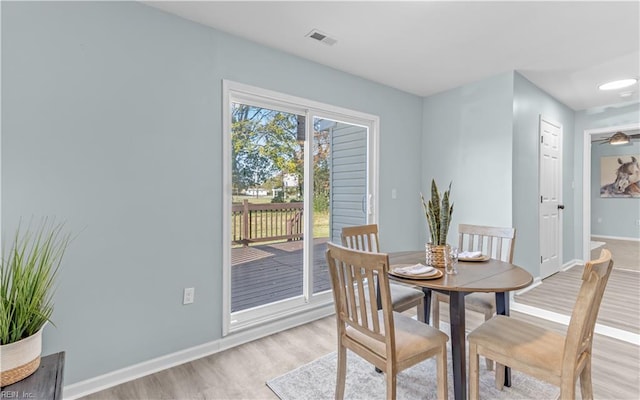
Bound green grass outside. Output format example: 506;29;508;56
313;211;329;238
232;195;274;204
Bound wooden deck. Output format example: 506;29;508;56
231;238;330;312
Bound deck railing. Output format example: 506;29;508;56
232;200;303;246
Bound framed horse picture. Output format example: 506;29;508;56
600;155;640;198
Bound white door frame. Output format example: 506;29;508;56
582;122;640;262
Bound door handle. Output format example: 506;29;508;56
557;204;565;210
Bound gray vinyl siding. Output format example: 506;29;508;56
330;123;368;244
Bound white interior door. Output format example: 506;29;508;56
539;116;563;278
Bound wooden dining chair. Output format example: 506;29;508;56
341;224;426;321
468;249;613;400
325;242;448;400
432;224;515;370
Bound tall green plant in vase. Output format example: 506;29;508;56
421;180;454;267
0;220;70;386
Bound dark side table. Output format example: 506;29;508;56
1;352;65;400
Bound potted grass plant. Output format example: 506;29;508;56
420;179;454;268
0;220;70;386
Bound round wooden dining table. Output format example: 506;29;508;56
388;251;533;400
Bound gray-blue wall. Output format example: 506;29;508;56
591;143;640;238
422;72;514;247
1;1;424;384
513;72;575;277
422;71;576;279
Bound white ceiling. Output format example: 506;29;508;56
145;1;640;111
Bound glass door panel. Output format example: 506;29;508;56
312;117;369;294
230;103;305;313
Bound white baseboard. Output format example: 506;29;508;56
562;259;582;272
63;305;335;399
511;303;639;346
591;234;640;242
514;277;542;295
516;260;581;296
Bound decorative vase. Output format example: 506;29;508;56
0;325;45;386
426;243;450;268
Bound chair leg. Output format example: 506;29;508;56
336;345;347;400
484;310;494;371
386;370;396;400
416;298;426;323
579;357;594;400
495;363;505;390
437;343;448;400
432;296;441;329
469;342;479;400
559;375;576;400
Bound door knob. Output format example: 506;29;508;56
557;204;565;210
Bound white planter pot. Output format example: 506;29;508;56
0;325;45;386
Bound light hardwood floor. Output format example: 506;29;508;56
516;265;639;334
84;313;639;399
591;236;640;271
84;240;640;399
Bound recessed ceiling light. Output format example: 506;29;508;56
598;78;638;91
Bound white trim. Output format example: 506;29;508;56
511;303;640;346
591;234;640;242
303;109;313;302
221;80;380;335
514;259;582;297
221;80;232;337
614;267;640;273
63;305;335;400
561;259;582;272
228;292;333;332
513;277;542;295
582;123;640;262
224;80;379;124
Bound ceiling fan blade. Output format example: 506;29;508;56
591;131;639;144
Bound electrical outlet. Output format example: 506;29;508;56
183;287;195;305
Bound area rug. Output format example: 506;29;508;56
267;347;559;400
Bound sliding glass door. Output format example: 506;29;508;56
223;81;378;334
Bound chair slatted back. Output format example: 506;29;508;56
341;224;380;253
326;242;395;355
458;224;516;263
562;249;613;378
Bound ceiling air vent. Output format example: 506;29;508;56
306;29;337;46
